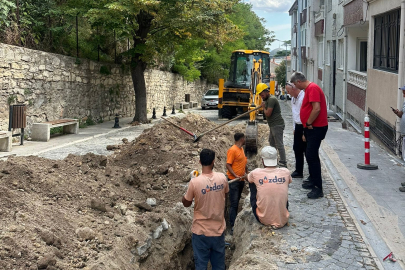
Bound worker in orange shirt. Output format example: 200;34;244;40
226;132;248;235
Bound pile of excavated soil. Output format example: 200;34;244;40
0;113;266;270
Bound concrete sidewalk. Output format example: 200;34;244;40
0;109;175;159
321;121;405;269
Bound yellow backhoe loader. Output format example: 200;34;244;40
218;50;275;154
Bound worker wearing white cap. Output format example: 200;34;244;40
247;146;292;228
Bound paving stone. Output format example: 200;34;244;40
257;102;378;270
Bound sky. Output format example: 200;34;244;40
243;0;295;52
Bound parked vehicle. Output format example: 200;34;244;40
201;89;219;110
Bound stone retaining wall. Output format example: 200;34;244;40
0;43;216;133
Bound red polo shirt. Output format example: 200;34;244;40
300;83;328;127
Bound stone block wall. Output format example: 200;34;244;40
0;43;215;133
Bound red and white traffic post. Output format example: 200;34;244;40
357;114;378;170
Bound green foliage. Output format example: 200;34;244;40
0;0;16;27
50;126;63;135
276;50;291;57
85;115;96;126
100;65;111;75
275;60;287;89
7;95;16;104
24;88;33;95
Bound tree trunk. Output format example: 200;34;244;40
130;11;153;123
131;58;148;122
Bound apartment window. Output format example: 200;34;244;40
301;28;306;46
373;9;400;72
326;41;331;65
338;39;344;69
318;38;324;68
358;41;367;72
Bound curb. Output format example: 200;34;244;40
320;142;402;270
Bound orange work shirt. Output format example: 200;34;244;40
226;145;247;180
248;167;292;228
184;172;229;236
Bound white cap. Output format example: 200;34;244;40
261;146;278;167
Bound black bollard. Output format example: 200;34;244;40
163;106;167;116
171;105;176;115
152;108;157;119
113;114;121;128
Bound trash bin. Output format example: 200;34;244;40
9;104;26;145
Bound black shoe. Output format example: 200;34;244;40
307;187;324;199
291;171;303;178
302;181;315;189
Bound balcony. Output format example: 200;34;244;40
315;8;324;23
348;70;367;90
315;20;324;36
344;0;364;26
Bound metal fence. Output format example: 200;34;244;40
368;108;397;154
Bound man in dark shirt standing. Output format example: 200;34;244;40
257;83;287;167
290;72;328;199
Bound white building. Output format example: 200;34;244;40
289;0;405;156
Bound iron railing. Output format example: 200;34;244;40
368;108;397;153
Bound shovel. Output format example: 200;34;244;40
161;117;197;141
194;106;262;142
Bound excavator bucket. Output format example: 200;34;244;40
245;121;258;154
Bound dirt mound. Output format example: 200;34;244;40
0;113;253;270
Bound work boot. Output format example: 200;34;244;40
291;171;303;178
302;181;315;189
400;187;405;192
307;187;324;199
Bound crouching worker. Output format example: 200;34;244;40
182;149;229;270
248;146;292;229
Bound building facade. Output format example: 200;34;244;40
289;0;405;156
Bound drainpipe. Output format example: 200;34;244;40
298;0;302;71
322;4;327;91
342;30;348;128
397;0;405;153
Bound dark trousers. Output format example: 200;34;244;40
192;233;225;270
229;181;245;227
304;126;328;190
249;183;289;224
293;124;307;174
249;183;262;224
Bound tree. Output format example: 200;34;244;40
68;0;240;123
275;60;286;89
199;2;274;84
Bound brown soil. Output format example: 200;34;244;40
0;113;263;270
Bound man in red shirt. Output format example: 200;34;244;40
290;72;328;199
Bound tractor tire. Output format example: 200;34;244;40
222;106;233;120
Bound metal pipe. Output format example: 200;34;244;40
343;30;348;125
322;2;327;91
396;0;405;153
297;0;302;71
